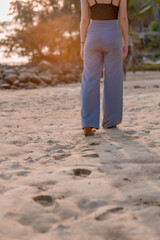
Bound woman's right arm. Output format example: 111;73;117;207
80;0;90;60
118;0;128;59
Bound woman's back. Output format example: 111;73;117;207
88;0;121;20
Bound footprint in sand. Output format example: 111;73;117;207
95;207;124;221
0;157;9;163
82;153;99;158
123;130;137;135
45;143;75;153
143;201;160;206
41;180;57;185
9;140;28;147
121;130;140;140
113;165;123;170
35;154;51;162
10;162;21;169
24;156;35;163
148;141;157;148
15;170;30;176
123;178;131;182
134;198;160;207
53;153;71;160
105;149;111;152
33;195;54;206
81;148;94;152
97;168;105;173
73;168;92;177
89;142;100;145
54;224;69;231
30;184;49;191
0;173;12;180
47;140;59;144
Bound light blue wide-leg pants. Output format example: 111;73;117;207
81;19;123;129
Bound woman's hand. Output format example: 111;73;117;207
80;44;84;60
123;43;128;59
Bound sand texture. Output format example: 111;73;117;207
0;71;160;240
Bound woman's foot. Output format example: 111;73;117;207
83;127;96;137
108;125;117;128
103;125;117;129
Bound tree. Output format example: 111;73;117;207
0;0;81;63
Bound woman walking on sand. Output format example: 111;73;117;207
80;0;128;136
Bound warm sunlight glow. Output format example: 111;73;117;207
58;0;63;8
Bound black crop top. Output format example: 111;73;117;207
89;0;119;20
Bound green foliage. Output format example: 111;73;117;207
150;21;157;31
128;64;160;70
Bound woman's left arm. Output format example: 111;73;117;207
80;0;90;59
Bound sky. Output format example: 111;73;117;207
0;0;11;22
0;1;28;64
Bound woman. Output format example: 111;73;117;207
80;0;128;137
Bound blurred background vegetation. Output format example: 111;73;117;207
0;0;160;69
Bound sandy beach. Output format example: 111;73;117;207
0;70;160;240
